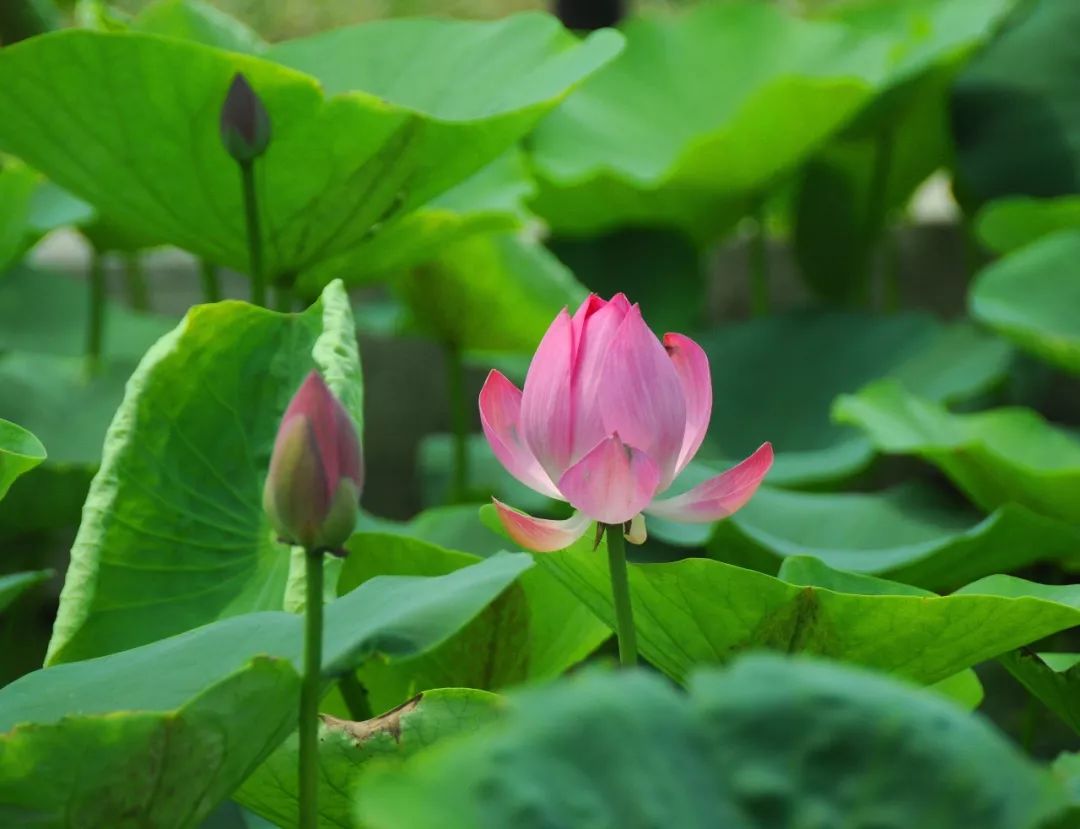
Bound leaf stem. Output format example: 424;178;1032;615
122;252;150;311
338;672;374;722
299;549;324;829
604;523;637;667
86;250;106;371
240;160;266;307
199;259;221;303
749;201;769;317
446;344;469;504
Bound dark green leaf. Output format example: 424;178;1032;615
969;230;1080;374
338;532;607;713
1000;650;1080;736
356;656;1065;829
835;379;1080;522
696;312;1011;485
237;688;501;829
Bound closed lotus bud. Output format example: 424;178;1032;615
554;0;625;31
220;72;271;163
263;371;363;554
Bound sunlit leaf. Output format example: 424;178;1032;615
45;280;363;665
0;19;620;278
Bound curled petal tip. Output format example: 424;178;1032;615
492;499;591;553
645;442;773;524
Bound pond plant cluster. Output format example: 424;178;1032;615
0;0;1079;826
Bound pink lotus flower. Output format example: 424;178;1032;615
263;371;363;553
480;294;772;552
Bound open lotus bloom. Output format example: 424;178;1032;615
480;293;772;552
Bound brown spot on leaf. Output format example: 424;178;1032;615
320;693;423;745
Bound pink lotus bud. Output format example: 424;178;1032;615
220;72;271;163
263;371;363;553
479;294;772;552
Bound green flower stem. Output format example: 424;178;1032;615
604;523;637;668
749;201;769;317
122;252;150;312
86;250;106;371
446;344;470;504
240;160;266;307
199;259;221;303
865;129;896;310
274;279;295;313
299;549;324;829
338;672;374;722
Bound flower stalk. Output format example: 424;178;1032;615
298;548;324;829
220;72;271;307
604;522;637;667
86;250;106;371
263;371;363;829
240;160;266;307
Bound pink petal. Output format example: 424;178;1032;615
557;434;660;525
520;309;575;481
646;443;773;523
568;297;632;463
597;306;686;488
479;371;561;500
664;333;712;476
492;499;592;553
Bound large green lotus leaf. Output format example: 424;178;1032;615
537;547;1080;686
0;20;619;278
0;419;45;501
976;196;1080;254
951;0;1080;205
44;280;364;666
688;484;1080;590
338;533;607;714
969;230;1080;374
834;379;1080;522
0;553;529;828
0;570;50;615
0;162;37;271
795;0;1016;303
300;151;534;291
132;0;267;53
395;232;586;352
528;2;893;240
356;656;1065;829
695;312;1012;485
0;264;175;360
1000;651;1080;736
237;688;501;829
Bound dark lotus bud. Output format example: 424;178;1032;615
263;372;363;553
220;72;271;163
554;0;625;31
